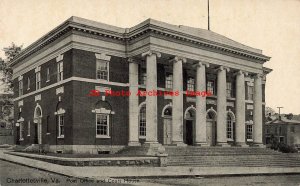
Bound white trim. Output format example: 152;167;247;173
35;66;41;73
55;108;66;115
34;103;43;118
96;135;111;139
13;77;129;101
95;53;111;61
18;75;23;81
227;109;236;121
57;114;64;138
17;117;24;122
56;86;64;95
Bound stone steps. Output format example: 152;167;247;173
165;146;300;167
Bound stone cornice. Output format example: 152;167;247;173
10;17;271;67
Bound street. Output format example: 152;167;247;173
1;160;300;186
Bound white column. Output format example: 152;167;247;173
128;58;140;146
142;51;161;144
253;73;264;147
216;66;230;146
195;62;209;146
235;70;248;147
171;56;186;146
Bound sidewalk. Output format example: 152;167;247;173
1;149;300;179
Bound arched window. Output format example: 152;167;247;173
227;114;233;139
139;105;146;138
206;111;216;120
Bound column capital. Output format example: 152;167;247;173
127;57;138;64
169;56;187;63
141;50;161;58
216;65;230;72
193;61;210;68
234;70;248;76
254;73;264;79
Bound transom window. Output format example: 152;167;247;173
165;73;173;89
247;86;254;100
187;77;195;91
226;82;232;98
19;80;23;96
227;114;233;139
57;61;63;81
96;114;109;136
246;124;253;140
140;71;147;85
207;81;214;95
96;60;109;80
139;105;146;138
58;114;64;137
35;72;41;90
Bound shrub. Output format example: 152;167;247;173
278;143;298;153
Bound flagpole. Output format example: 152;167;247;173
208;0;210;30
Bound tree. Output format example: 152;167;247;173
0;42;23;92
265;107;276;117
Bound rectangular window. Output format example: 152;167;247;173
165;73;173;89
279;136;285;143
139;107;146;138
96;60;108;80
27;77;30;90
226;82;232;98
96;114;109;137
187;77;195;91
246;124;253;140
19;122;24;140
27;121;30;136
139;69;147;85
247;86;254;100
46;68;50;82
19;80;23;96
207;81;214;95
58;115;64;137
36;72;41;90
291;126;295;132
57;61;63;81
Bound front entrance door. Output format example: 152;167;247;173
207;121;216;146
34;123;38;144
186;120;193;145
163;118;172;145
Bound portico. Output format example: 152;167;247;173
127;49;267;148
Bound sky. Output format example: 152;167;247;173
0;0;299;114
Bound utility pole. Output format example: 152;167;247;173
208;0;210;30
277;106;283;120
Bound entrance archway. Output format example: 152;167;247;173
206;107;217;146
162;103;172;145
34;104;42;144
184;105;196;145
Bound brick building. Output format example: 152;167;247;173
10;17;272;154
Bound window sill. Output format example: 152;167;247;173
57;135;64;139
245;100;254;103
27;88;30;91
96;135;110;139
227;138;234;142
19;138;24;141
27;135;30;137
139;136;146;139
46;133;51;135
247;139;253;142
46;80;50;83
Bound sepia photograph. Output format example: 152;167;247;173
0;0;300;185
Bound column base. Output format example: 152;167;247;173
127;141;141;146
236;142;249;147
216;142;231;147
195;142;210;147
253;143;266;148
171;141;187;147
